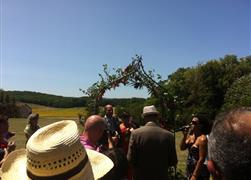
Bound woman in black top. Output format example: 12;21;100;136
180;115;211;180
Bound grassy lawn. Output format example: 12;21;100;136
175;132;187;174
27;103;88;117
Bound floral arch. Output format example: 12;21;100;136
82;55;177;126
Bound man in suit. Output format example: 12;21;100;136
104;104;122;147
127;105;177;180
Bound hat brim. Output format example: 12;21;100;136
1;149;28;180
86;149;114;179
142;111;159;118
1;149;113;180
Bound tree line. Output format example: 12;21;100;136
5;91;89;108
4;90;146;110
149;54;251;127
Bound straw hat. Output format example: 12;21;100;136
142;105;159;117
1;120;113;180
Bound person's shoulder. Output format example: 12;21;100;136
24;125;31;133
151;125;173;134
159;128;174;137
130;126;146;135
131;127;141;134
198;134;208;144
200;134;207;140
132;125;162;134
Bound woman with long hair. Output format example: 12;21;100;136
180;114;211;180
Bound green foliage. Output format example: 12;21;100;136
100;97;145;107
222;73;251;110
0;90;4;102
0;90;19;117
5;94;10;104
165;55;251;126
114;101;145;125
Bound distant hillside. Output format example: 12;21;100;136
6;91;89;108
5;90;146;108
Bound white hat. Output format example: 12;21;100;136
142;105;159;117
1;120;113;180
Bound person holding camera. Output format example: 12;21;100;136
180;115;210;180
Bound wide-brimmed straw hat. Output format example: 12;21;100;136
1;120;113;180
142;105;159;117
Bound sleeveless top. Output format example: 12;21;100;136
186;145;209;180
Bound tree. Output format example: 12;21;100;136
163;55;251;124
222;74;251;110
5;94;10;104
0;90;4;103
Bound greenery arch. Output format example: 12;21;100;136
82;55;177;126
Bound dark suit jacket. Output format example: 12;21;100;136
127;122;177;180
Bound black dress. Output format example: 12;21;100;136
186;145;209;180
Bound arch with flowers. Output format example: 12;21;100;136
81;55;177;126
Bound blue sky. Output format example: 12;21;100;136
1;0;250;98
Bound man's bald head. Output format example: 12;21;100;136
84;115;106;132
208;107;251;180
104;104;113;117
105;104;113;109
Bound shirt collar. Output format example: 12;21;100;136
145;121;157;127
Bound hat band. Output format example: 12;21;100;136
27;155;89;180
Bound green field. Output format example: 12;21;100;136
8;104;187;175
8;117;84;149
29;103;88;117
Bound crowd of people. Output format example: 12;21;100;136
0;105;251;180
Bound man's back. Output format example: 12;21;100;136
127;122;177;180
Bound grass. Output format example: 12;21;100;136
28;103;88;117
175;132;188;174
